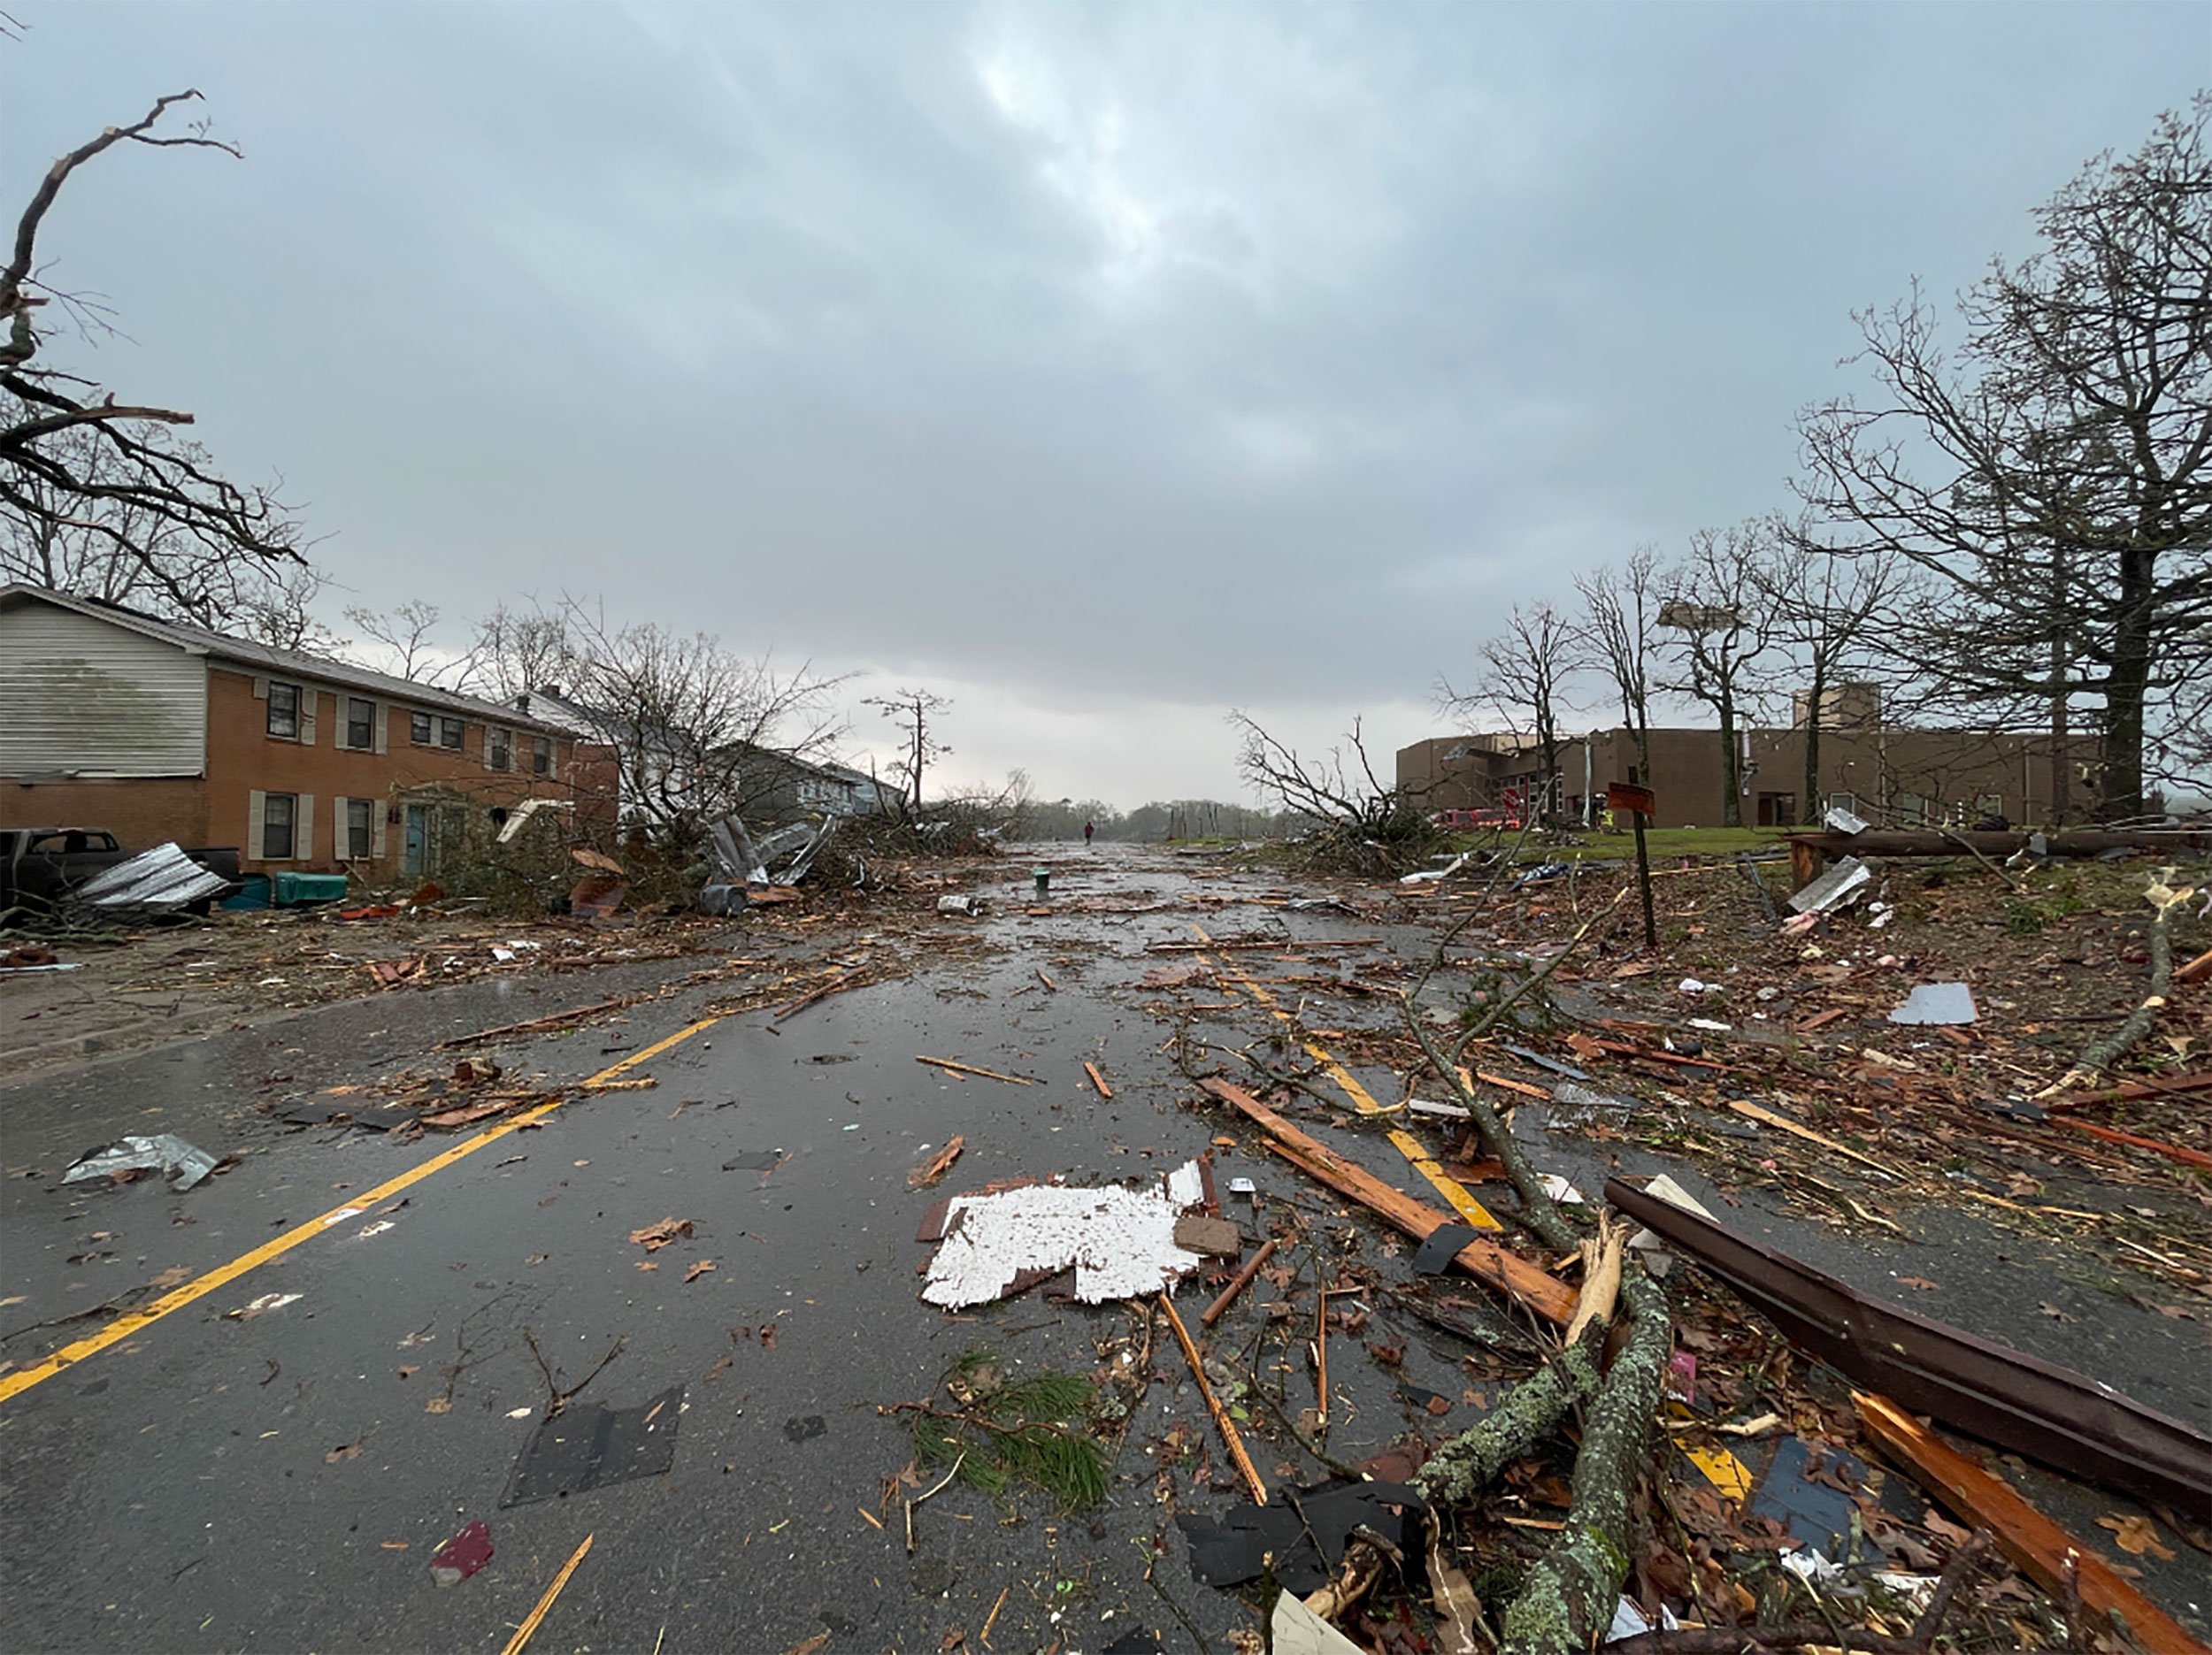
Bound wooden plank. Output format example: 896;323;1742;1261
1197;1077;1577;1327
1201;1238;1279;1328
2054;1117;2212;1172
1083;1061;1114;1100
1855;1392;2210;1655
916;1055;1035;1085
2176;947;2212;987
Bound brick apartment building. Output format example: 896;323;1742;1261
0;585;615;880
1398;686;2101;830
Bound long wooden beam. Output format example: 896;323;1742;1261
1855;1393;2208;1655
1198;1077;1577;1327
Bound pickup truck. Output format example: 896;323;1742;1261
0;828;242;923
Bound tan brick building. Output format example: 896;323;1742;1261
0;586;615;879
1399;693;2101;830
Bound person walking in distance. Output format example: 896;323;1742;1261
1084;821;1094;849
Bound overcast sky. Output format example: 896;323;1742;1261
7;4;2199;807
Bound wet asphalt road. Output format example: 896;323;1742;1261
2;843;2206;1653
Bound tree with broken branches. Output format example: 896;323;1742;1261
1798;97;2212;818
1441;601;1582;827
1575;546;1663;786
2;91;304;608
864;686;951;816
557;600;846;865
1659;524;1786;827
1756;523;1902;825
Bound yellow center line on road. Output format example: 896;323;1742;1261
0;1012;728;1410
1189;924;1502;1231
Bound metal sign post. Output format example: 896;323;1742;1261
1609;780;1659;948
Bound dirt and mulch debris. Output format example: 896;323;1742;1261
886;844;2208;1654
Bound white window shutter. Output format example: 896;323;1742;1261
372;802;388;860
249;790;267;861
253;677;269;701
481;724;494;771
334;797;350;858
299;690;318;747
296;795;314;863
373;704;388;755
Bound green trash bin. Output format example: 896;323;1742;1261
1033;867;1051;897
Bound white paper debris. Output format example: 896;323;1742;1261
923;1161;1209;1310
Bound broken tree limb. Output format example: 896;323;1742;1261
1197;1077;1578;1326
435;998;628;1049
1497;1266;1675;1655
1855;1393;2209;1655
1416;1322;1607;1506
1159;1292;1268;1506
2038;869;2189;1097
1405;940;1681;1655
1201;1237;1278;1328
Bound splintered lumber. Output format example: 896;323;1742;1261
1160;1292;1268;1506
1855;1394;2208;1655
2053;1117;2212;1172
1083;1061;1114;1100
1471;1069;1552;1101
916;1055;1035;1086
1202;1237;1279;1328
774;969;872;1021
499;1532;595;1655
435;998;627;1049
2177;947;2212;987
1727;1100;1899;1178
1198;1077;1578;1327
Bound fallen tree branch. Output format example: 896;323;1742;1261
2037;868;2189;1096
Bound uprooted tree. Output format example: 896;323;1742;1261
1;90;307;620
1229;709;1440;874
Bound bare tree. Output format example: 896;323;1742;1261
1574;546;1663;785
468;601;581;701
1440;602;1581;824
344;599;475;686
233;562;343;654
1659;523;1786;827
864;687;951;815
1798;97;2212;817
1758;524;1901;824
561;601;843;862
2;91;303;601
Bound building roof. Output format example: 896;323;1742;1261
0;584;573;736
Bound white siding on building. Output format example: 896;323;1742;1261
0;602;209;778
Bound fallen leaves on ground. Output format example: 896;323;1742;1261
325;1441;361;1463
685;1260;717;1283
628;1216;695;1251
2099;1513;2177;1560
